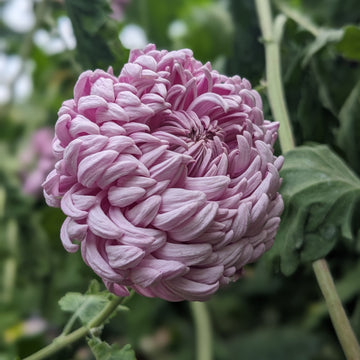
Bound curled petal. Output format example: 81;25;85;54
61;187;88;219
125;195;162;227
152;201;202;231
184;176;230;200
188;92;228;116
106;244;145;269
77;150;118;188
103;280;130;297
166;277;219;301
60;217;81;253
98;161;138;189
88;204;123;239
108;186;146;207
154;242;213;266
160;188;206;212
91;77;115;102
184;265;224;284
78;95;108;113
82;233;125;282
169;202;218;241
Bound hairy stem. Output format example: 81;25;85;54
255;0;295;154
255;1;360;359
190;302;213;360
313;259;360;360
23;292;132;360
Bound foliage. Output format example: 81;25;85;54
272;145;360;275
0;0;360;359
88;338;136;360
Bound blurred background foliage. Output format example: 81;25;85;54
0;0;360;359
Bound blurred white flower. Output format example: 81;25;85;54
33;16;76;55
119;24;147;50
58;16;76;50
2;0;35;33
168;20;187;40
0;54;33;104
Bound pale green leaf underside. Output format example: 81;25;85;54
88;337;136;360
58;292;110;325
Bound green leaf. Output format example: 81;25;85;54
270;144;360;275
65;0;128;71
88;337;136;360
302;28;343;66
336;80;360;175
58;292;110;325
336;25;360;62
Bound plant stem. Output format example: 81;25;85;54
255;0;295;154
274;0;319;36
255;1;360;359
313;259;360;360
190;301;213;360
23;292;132;360
2;220;18;304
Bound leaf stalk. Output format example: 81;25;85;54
22;292;133;360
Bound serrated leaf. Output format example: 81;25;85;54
336;25;360;61
336;80;360;175
270;144;360;275
88;337;136;360
58;292;110;325
86;279;102;295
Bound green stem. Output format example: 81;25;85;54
190;301;213;360
313;259;360;360
255;0;295;154
255;1;360;359
23;292;133;360
274;0;319;37
2;219;18;304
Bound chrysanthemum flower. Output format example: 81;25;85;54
43;44;283;301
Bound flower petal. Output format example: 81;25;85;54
88;204;123;239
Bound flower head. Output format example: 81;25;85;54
43;44;283;301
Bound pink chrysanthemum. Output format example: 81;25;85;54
20;127;55;196
43;44;283;301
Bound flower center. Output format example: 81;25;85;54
183;117;227;176
188;127;217;142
